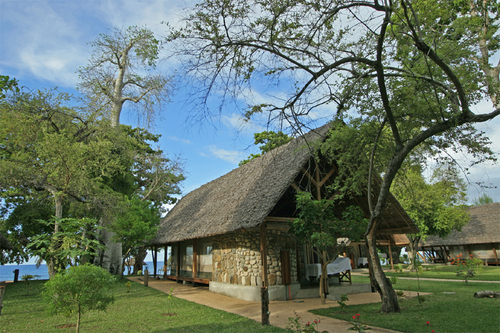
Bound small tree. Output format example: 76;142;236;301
42;264;115;333
290;191;368;304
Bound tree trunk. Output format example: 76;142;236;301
474;290;500;298
100;228;122;275
366;231;400;313
407;235;421;271
0;286;5;315
76;304;81;333
133;247;147;274
319;262;328;304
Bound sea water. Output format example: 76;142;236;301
0;261;165;281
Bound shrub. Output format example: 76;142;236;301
42;264;115;333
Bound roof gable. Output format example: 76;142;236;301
153;124;330;243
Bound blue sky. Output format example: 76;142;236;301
1;1;499;232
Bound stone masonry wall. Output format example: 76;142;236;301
211;228;297;287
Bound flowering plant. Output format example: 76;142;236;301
451;253;483;285
347;313;371;332
286;312;327;333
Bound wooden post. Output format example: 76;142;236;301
177;244;182;277
0;286;5;315
144;269;149;287
153;246;157;278
493;247;499;266
164;245;168;278
193;239;198;279
388;243;394;270
260;223;269;325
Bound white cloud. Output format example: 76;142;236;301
168;136;192;144
221;113;264;133
202;145;243;164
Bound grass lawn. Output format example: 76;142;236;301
382;264;500;281
311;275;500;333
0;279;286;333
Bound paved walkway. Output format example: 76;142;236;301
127;276;399;333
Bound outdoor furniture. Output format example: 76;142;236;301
306;257;352;285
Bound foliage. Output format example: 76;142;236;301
394;263;404;273
347;313;371;333
78;25;173;128
392;165;469;239
452;253;484;284
0;75;19;99
169;0;500;312
126;281;132;293
167;286;174;315
473;193;495;205
21;274;40;295
291;191;367;303
0;88;122;220
391;164;469;270
337;294;349;311
28;218;105;271
42;264;115;333
390;276;398;285
239;131;292;165
111;196;161;255
291;192;368;253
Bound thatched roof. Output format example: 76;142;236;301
421;203;500;246
153;124;416;244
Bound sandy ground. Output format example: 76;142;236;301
127;276;401;333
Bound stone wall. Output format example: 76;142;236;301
211;228;297;287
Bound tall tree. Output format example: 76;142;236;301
391;164;470;268
78;26;176;274
78;26;173;128
0;89;121;277
291;191;367;304
168;0;499;312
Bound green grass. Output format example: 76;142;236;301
312;275;500;333
382;264;500;281
0;279;286;333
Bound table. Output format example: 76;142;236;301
306;257;352;284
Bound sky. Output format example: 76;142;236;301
1;1;499;263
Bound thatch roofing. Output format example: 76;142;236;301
153;123;417;244
421;203;500;246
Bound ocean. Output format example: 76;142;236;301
0;261;165;282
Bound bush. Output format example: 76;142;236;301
42;264;115;333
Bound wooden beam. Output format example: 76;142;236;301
264;216;295;223
193;239;198;279
164;275;210;285
388;243;394;270
153;246;157;278
260;222;269;326
176;243;181;277
301;167;318;186
315;160;321;200
164;245;168;278
260;223;269;288
318;167;336;188
290;182;300;191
